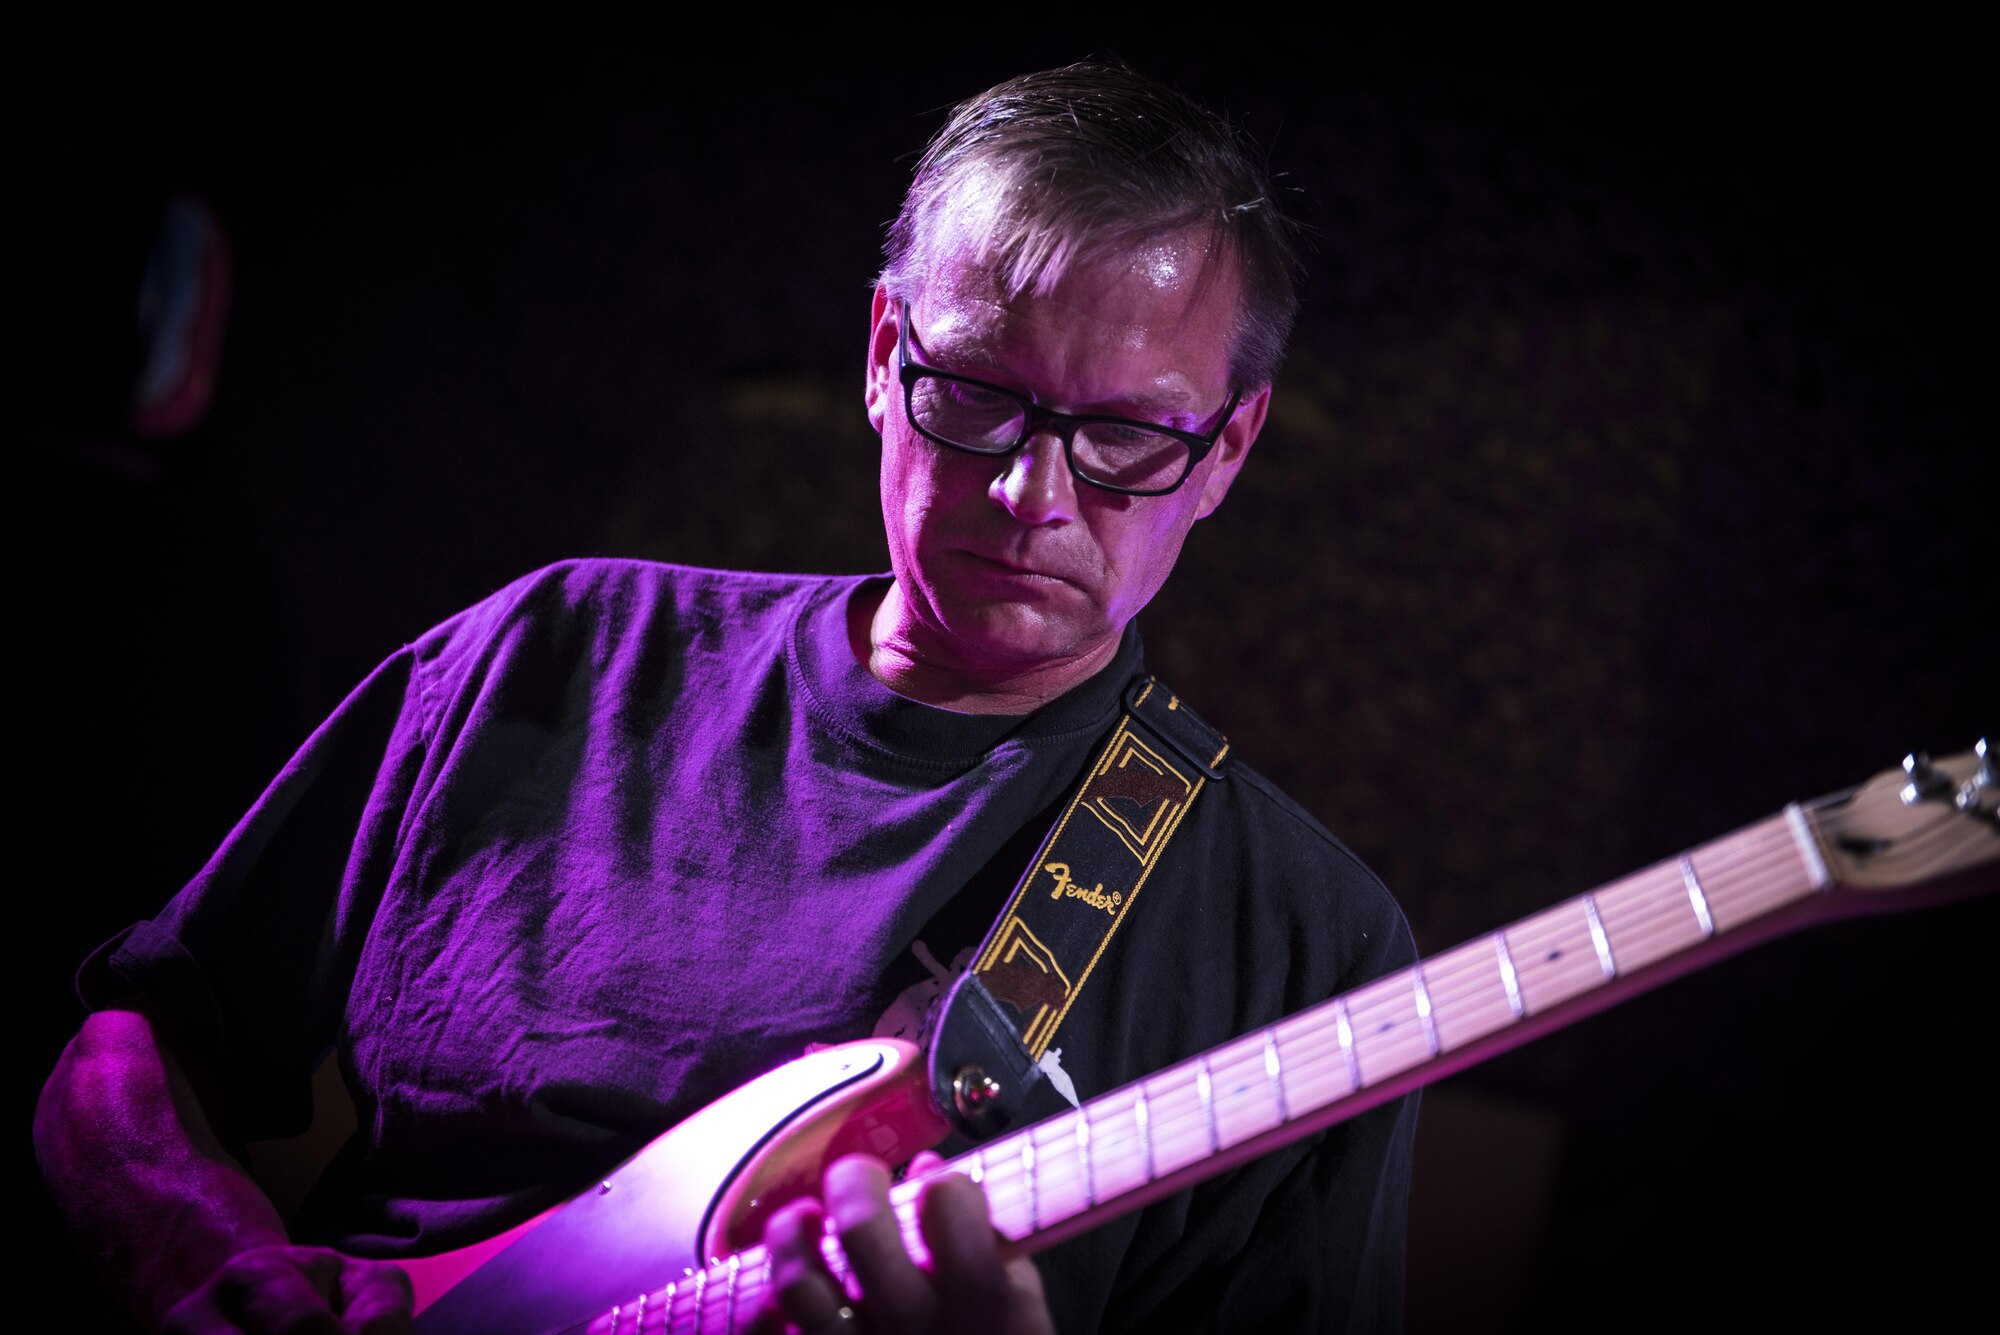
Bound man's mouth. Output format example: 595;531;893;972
955;550;1074;587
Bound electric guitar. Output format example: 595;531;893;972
399;744;2000;1334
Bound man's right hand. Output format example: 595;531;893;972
160;1244;413;1335
34;1010;412;1334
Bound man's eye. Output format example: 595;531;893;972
944;381;1012;412
1100;422;1167;446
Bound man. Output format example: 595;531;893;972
35;62;1418;1333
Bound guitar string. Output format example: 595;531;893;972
972;822;1828;1236
942;820;1823;1236
623;791;1990;1330
612;815;1849;1328
635;811;1882;1332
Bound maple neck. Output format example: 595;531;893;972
590;740;2000;1335
933;806;1839;1255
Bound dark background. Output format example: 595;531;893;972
22;15;1995;1333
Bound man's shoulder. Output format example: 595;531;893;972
1213;760;1386;886
1193;756;1415;968
458;558;843;621
416;559;855;653
389;560;866;726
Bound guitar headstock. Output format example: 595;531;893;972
1808;740;2000;902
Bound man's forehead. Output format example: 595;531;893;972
910;230;1239;371
906;256;1240;421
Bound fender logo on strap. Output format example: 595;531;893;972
970;678;1225;1060
1043;861;1124;913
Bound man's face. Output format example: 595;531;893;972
864;229;1269;692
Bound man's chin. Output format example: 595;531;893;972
932;604;1114;682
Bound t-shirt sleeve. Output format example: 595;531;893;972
75;641;433;1141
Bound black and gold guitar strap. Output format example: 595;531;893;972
927;674;1230;1139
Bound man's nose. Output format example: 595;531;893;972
990;434;1079;525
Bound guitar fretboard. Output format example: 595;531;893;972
586;808;1829;1334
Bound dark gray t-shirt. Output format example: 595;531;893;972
81;559;1418;1332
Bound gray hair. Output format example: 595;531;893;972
880;61;1308;392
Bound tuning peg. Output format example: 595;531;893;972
1901;751;1954;805
1957;738;1996;814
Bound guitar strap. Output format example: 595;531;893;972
927;673;1230;1139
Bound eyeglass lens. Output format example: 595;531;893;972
908;373;1191;492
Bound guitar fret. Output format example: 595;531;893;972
1263;1030;1289;1123
1691;820;1813;929
1196;1055;1219;1152
1508;898;1615;1012
1334;997;1359;1089
1413;937;1525;1054
722;1255;739;1334
1582;893;1617;978
1272;1011;1350;1112
1411;965;1440;1057
976;1143;1029;1240
1022;1132;1038;1231
1681;856;1715;936
690;1267;705;1335
1495;934;1525;1018
1055;1089;1136;1206
1344;970;1435;1085
1026;1115;1088;1227
1784;802;1832;891
1136;1085;1154;1182
1137;1072;1205;1178
1076;1108;1095;1208
1591;860;1710;973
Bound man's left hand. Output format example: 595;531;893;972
757;1153;1054;1335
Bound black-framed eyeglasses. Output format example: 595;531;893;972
896;299;1242;497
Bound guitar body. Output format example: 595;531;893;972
403;1038;946;1335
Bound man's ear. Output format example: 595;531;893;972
1192;382;1270;519
865;285;898;434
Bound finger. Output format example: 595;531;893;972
919;1177;1051;1335
333;1258;414;1334
917;1176;1007;1305
825;1155;934;1332
764;1196;850;1333
907;1151;947;1177
189;1247;347;1335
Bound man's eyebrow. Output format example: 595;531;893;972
916;323;1207;420
914;325;1006;377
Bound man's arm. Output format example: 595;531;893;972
33;1008;410;1334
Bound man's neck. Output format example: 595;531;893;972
846;580;1120;716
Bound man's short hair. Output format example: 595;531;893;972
881;61;1308;393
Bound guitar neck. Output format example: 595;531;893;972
594;744;2000;1335
940;806;1835;1255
